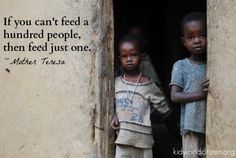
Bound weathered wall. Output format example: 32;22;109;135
207;1;236;157
0;0;114;158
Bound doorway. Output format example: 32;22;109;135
113;0;206;157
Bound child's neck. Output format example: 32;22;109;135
123;70;142;82
189;54;206;63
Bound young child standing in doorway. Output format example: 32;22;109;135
170;12;210;158
111;35;171;158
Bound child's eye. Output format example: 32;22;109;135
200;34;206;38
119;55;127;59
119;54;139;59
186;36;194;40
131;54;138;58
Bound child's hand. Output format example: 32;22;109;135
111;114;119;130
202;78;210;92
200;78;210;99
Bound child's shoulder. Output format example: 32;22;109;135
173;58;194;70
174;58;189;65
139;75;160;91
139;74;151;83
175;58;206;66
115;76;122;83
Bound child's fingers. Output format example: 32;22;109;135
111;120;119;129
203;77;209;81
112;125;119;130
202;84;209;91
202;78;210;92
203;88;209;92
202;81;210;87
111;123;116;129
202;78;210;88
202;78;210;84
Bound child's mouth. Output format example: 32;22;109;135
194;47;203;51
127;64;134;68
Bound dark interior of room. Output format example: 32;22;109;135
113;0;206;157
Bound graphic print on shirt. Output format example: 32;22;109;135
116;90;151;126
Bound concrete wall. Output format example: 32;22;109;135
207;1;236;157
0;0;114;158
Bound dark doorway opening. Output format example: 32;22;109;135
113;0;206;157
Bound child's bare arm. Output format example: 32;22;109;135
171;85;205;103
171;78;210;104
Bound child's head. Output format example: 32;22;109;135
181;12;206;57
119;35;143;73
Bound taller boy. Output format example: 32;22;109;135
170;12;210;158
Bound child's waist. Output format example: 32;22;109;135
119;122;152;135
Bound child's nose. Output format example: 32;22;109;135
127;56;132;61
194;37;201;43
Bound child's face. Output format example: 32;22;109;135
119;41;142;72
182;20;206;56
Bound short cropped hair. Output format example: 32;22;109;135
181;12;206;35
119;35;144;53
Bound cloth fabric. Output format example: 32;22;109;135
115;76;170;148
115;145;153;158
170;58;206;134
182;131;206;158
140;53;161;86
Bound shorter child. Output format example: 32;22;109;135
170;12;210;158
111;35;171;158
